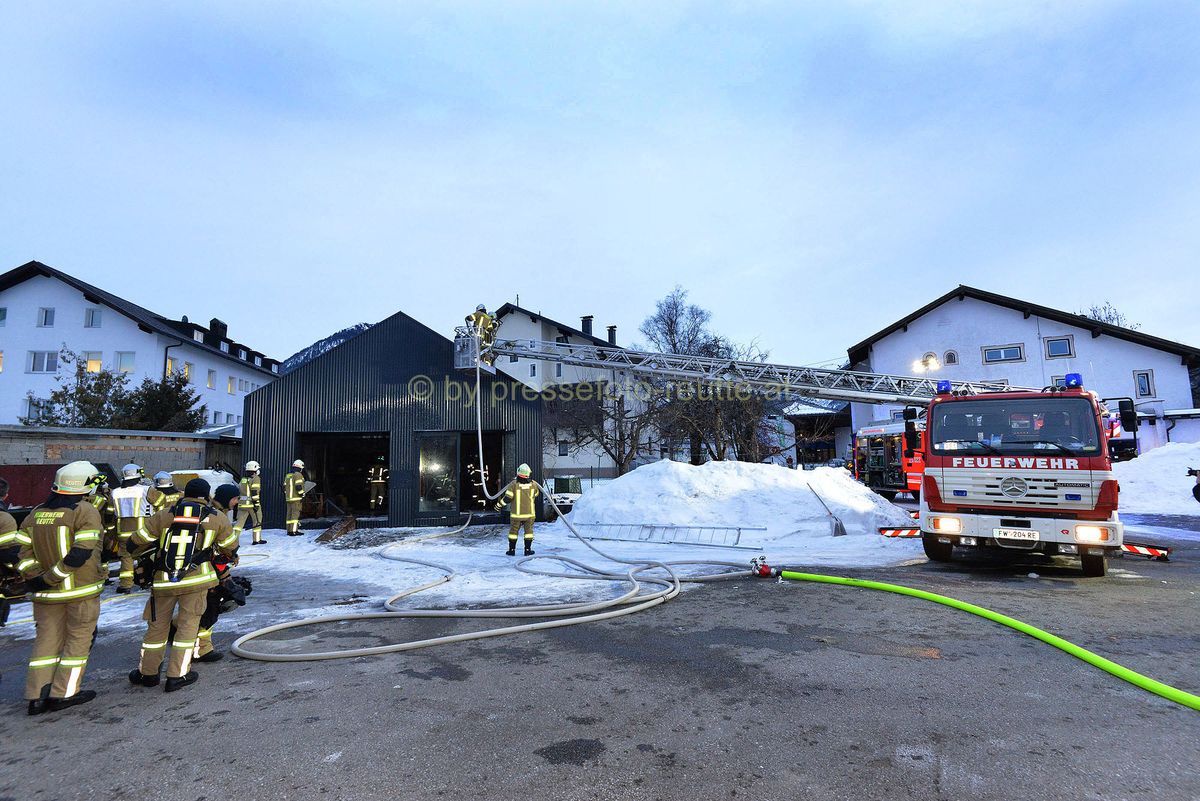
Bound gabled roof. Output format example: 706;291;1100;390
0;261;278;375
494;302;616;348
848;285;1200;367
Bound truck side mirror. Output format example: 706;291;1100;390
1118;399;1139;433
902;407;919;421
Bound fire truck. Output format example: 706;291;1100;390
852;420;923;502
914;373;1138;577
455;331;1138;576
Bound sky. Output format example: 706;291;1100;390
2;1;1198;366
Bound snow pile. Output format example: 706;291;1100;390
1115;441;1200;516
563;459;914;560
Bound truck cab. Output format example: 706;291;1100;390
917;374;1134;577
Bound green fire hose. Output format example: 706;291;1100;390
777;570;1200;712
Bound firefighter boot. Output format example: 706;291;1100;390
524;541;535;556
505;540;516;556
45;690;97;713
129;668;160;688
164;671;199;693
195;651;224;663
27;684;51;716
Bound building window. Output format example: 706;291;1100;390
228;376;235;394
529;363;537;378
82;351;102;373
982;344;1024;364
0;307;6;326
271;364;279;373
1134;370;1155;398
207;369;216;389
183;362;193;381
166;357;176;374
213;411;221;424
509;354;518;363
555;335;569;344
1044;336;1074;359
37;307;55;327
193;330;204;342
558;441;570;457
0;350;4;372
25;397;49;419
28;351;59;373
943;351;958;365
239;378;247;391
238;348;247;360
1051;376;1067;388
254;355;262;366
220;341;230;353
555;363;562;378
84;308;102;328
116;352;135;372
237;415;242;424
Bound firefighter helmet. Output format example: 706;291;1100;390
154;471;174;488
53;461;100;495
122;463;143;480
476;304;486;312
245;460;261;473
292;459;305;469
516;463;531;478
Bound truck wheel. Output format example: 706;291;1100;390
922;533;953;562
878;490;897;502
1080;552;1107;577
909;489;921;503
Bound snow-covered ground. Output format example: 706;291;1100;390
1114;441;1200;516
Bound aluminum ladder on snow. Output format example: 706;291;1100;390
572;522;765;551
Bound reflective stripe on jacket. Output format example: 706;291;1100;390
16;501;105;603
501;480;540;520
284;472;306;502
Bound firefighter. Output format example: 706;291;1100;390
465;303;498;366
494;463;540;556
367;456;389;513
152;471;182;510
127;478;238;692
236;461;264;544
110;463;163;593
87;474;118;586
0;477;16;558
14;461;106;714
284;459;307;536
193;483;242;663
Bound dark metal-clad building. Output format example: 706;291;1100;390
243;311;542;528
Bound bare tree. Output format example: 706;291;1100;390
543;380;664;476
1078;301;1141;331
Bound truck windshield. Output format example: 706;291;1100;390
928;397;1102;456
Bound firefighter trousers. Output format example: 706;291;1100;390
508;518;534;543
369;483;386;511
25;598;100;701
139;589;207;678
118;537;135;589
285;501;302;535
235;506;263;543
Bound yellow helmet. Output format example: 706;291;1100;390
517;463;531;478
53;461;100;495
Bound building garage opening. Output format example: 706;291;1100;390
296;432;389;516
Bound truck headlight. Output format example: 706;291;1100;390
1075;525;1111;543
930;516;962;534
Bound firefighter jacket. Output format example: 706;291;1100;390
14;499;105;604
111;484;160;540
465;311;497;338
130;497;238;597
367;465;389;484
498;480;540;520
0;506;18;565
284;471;306;503
155;489;183;510
240;474;261;510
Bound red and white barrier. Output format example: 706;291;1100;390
1121;542;1171;561
879;527;922;538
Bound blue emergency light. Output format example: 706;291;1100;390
1064;373;1084;388
936;380;953;395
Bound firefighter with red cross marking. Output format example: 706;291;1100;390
126;478;238;693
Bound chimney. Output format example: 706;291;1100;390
209;318;228;340
581;315;594;336
607;325;617;346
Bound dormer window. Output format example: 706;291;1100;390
238;348;247;359
193;330;204;342
220;341;230;353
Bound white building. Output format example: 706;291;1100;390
0;261;280;435
492;304;623;480
845;285;1200;453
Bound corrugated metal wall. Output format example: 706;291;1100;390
243;311;542;527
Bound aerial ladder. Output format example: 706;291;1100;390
453;327;1031;404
